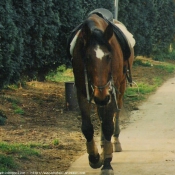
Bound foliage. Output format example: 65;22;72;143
0;0;22;88
154;64;175;73
0;154;17;172
28;143;51;149
119;0;175;58
0;0;61;85
167;50;175;60
54;0;84;67
12;103;25;115
125;59;175;103
0;142;40;171
119;0;154;56
151;0;175;60
0;142;40;157
46;65;74;82
53;139;59;146
133;59;152;67
57;64;66;72
0;0;175;89
31;0;60;80
82;0;114;17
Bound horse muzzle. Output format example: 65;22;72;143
92;80;112;106
94;95;110;106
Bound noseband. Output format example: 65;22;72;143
92;79;112;92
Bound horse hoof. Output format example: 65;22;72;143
113;137;122;152
89;154;103;169
113;142;122;152
100;169;114;175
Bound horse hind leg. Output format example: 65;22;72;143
101;111;122;152
113;111;122;152
113;82;125;152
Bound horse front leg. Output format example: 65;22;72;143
78;93;103;169
98;106;114;175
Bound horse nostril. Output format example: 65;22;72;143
94;95;110;106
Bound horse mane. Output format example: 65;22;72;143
91;29;106;45
83;18;111;51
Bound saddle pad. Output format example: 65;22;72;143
113;20;135;48
67;23;83;60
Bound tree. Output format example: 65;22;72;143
118;0;155;56
0;0;22;88
151;0;175;59
54;0;84;66
81;0;114;17
12;0;34;79
24;0;61;80
118;0;175;58
1;0;175;89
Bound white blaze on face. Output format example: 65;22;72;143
94;45;105;60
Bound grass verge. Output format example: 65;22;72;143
46;65;74;82
46;59;175;106
0;154;17;172
125;58;175;104
0;142;40;172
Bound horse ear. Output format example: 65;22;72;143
81;23;91;43
104;23;113;41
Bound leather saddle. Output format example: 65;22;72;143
67;8;131;61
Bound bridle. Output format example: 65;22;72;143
82;43;132;111
84;64;120;111
81;18;132;111
92;79;112;92
83;55;132;111
82;38;121;111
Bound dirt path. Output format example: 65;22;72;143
68;76;175;175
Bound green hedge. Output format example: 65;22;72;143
0;0;175;88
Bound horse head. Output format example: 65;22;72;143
81;16;114;106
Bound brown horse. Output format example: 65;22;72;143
70;10;134;175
